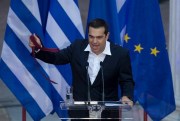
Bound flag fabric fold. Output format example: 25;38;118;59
87;0;175;120
0;0;84;120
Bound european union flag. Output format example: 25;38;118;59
87;0;176;120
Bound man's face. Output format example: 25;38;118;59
88;27;109;55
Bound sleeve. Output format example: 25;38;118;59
119;50;135;101
34;42;75;65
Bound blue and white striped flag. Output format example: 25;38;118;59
42;0;84;117
0;0;84;120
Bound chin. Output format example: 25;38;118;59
93;51;100;55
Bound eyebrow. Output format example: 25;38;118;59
88;34;105;38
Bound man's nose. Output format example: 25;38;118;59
92;37;98;43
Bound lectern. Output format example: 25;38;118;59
60;100;141;120
59;87;142;120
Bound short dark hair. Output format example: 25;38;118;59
88;18;109;35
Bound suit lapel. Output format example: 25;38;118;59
79;40;89;67
82;49;89;66
80;42;90;86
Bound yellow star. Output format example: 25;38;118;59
150;47;160;56
134;44;144;53
124;33;131;43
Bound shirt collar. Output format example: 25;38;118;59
84;41;111;55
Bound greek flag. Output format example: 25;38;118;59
0;0;84;120
87;0;175;120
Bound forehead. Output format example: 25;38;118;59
88;27;105;35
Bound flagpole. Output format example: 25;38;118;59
144;111;148;121
22;107;26;121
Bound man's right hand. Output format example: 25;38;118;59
29;34;42;48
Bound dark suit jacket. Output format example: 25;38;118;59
35;39;134;101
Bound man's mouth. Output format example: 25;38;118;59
92;44;99;49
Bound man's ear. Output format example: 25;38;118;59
106;32;110;40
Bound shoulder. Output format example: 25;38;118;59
110;42;129;55
109;42;131;63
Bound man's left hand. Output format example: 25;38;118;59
121;96;133;107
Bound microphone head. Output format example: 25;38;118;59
100;61;103;66
85;62;89;66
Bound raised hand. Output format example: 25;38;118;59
29;34;42;48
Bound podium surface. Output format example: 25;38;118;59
59;101;142;120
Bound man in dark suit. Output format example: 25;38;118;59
29;18;134;119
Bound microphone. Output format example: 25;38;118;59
85;62;91;102
100;62;105;102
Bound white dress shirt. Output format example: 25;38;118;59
84;41;111;84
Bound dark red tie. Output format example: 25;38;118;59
30;35;58;84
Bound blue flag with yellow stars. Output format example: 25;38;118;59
87;0;176;120
123;0;176;120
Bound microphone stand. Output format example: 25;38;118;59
100;62;105;103
86;63;91;103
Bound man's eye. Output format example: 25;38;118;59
96;36;103;39
89;35;94;39
89;35;104;40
